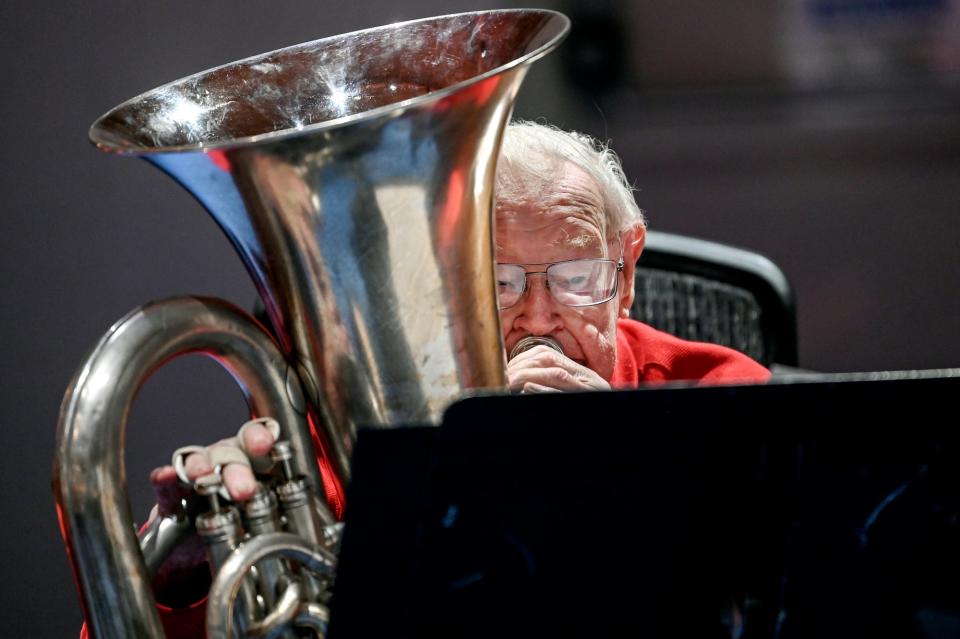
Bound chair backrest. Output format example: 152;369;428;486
631;231;798;368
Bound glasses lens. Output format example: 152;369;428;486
496;264;527;309
547;260;617;306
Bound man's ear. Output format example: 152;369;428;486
617;224;646;319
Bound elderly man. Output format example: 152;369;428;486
139;120;769;636
497;120;769;392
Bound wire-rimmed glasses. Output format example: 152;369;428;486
496;256;624;310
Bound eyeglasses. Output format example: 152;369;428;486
496;256;624;309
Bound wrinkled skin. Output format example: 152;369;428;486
497;162;644;393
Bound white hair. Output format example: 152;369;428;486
495;120;646;237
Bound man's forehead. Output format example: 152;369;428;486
495;163;607;246
495;211;607;256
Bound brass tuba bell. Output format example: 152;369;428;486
53;9;568;638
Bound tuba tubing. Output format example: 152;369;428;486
205;532;337;639
53;296;325;637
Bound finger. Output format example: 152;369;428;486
222;463;257;501
507;348;610;392
508;346;584;377
150;465;188;516
508;344;565;367
240;421;277;457
522;382;559;394
509;362;611;393
506;348;558;379
150;465;178;487
508;366;579;392
183;451;213;481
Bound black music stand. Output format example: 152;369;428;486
328;372;960;639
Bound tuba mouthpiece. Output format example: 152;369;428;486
509;336;564;360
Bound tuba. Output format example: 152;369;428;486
53;10;568;638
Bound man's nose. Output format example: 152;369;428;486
514;274;562;334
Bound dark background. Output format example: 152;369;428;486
1;1;957;635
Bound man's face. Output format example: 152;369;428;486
496;163;624;381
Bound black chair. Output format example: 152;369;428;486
632;230;798;369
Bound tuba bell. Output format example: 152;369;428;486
53;10;569;638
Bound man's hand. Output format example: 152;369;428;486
150;419;279;511
145;420;279;607
506;345;611;393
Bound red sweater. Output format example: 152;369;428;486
610;318;771;387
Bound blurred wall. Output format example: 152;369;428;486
1;1;957;635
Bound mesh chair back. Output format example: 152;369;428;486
631;232;797;368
